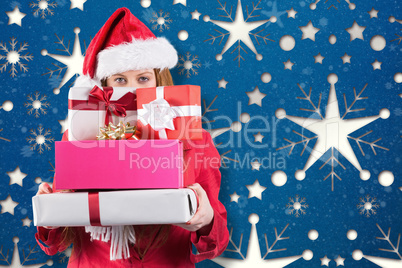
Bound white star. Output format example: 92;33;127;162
7;166;27;187
246;86;266;107
6;6;26;26
43;28;85;92
341;53;352;64
346;21;366;41
251;160;262;170
253;132;264;143
371;59;382;70
299;21;320;41
320;255;331;266
284;59;294;70
230;192;240;203
70;0;87;10
314;53;325;64
22;216;32;227
281;74;385;180
334;255;345;266
368;8;378;19
209;0;272;60
286;8;297;19
0;195;18;215
246;179;266;200
218;77;228;88
191;9;201;20
173;0;186;6
59;116;68;133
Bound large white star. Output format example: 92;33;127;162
42;28;85;93
278;74;388;183
299;21;320;41
7;166;27;187
246;86;266;106
346;21;366;41
6;6;26;26
334;255;345;266
0;195;18;215
70;0;87;10
209;0;272;60
246;179;266;200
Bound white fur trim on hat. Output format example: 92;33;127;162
95;37;178;80
74;74;102;88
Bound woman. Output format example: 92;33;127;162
35;7;229;267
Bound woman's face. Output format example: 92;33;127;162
105;69;156;88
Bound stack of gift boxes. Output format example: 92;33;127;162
33;85;202;227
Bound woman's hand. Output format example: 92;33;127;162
36;182;60;230
175;183;214;234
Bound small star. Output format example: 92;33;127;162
286;8;297;19
0;195;18;215
246;87;266;107
6;6;26;26
368;8;378;19
372;59;382;70
283;59;294;70
58;116;68;133
173;0;186;6
346;21;366;41
70;0;87;10
320;255;331;266
22;216;32;227
253;132;264;143
246;179;266;200
230;192;240;203
341;53;352;64
7;166;27;187
299;21;320;41
251;160;262;170
218;77;228;89
314;53;325;64
334;255;345;266
191;9;201;20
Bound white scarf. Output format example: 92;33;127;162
85;226;136;260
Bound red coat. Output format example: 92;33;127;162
35;129;229;267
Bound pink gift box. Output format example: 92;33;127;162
55;140;188;190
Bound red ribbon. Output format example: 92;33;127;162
88;86;136;126
88;192;101;226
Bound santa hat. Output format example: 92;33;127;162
74;7;178;87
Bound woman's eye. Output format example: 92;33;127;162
138;76;150;83
115;77;126;83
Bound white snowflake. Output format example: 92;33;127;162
357;194;379;217
0;37;33;77
177;52;201;78
30;0;57;19
205;0;275;66
150;10;172;32
286;195;308;217
24;92;50;118
276;74;389;191
26;124;55;154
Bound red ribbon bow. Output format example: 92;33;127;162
88;86;136;126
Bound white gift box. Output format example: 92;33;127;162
32;189;197;226
68;87;137;141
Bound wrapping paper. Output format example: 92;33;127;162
68;86;137;141
136;85;202;140
33;189;197;226
55;140;188;190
